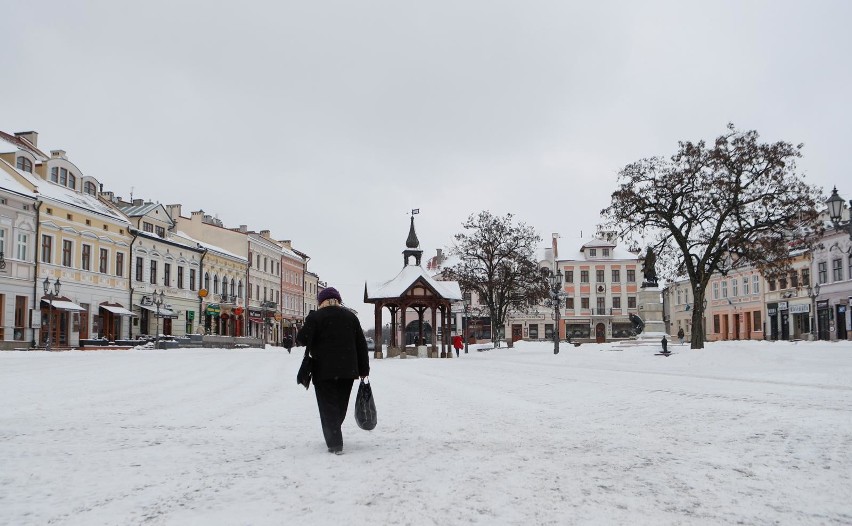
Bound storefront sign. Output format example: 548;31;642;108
187;311;195;320
778;301;788;311
767;303;777;316
817;300;829;309
790;304;810;314
206;304;221;316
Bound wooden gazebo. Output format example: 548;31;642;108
364;214;462;359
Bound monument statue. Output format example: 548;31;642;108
641;246;658;288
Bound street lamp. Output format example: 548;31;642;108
549;268;563;355
807;283;821;340
826;187;852;239
43;277;61;351
153;291;165;349
462;295;471;354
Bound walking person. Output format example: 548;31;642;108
296;287;369;455
661;335;669;354
283;334;294;354
677;327;685;345
452;334;463;357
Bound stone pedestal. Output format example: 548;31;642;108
417;345;428;358
638;286;666;335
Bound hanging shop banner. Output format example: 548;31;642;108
206;304;221;316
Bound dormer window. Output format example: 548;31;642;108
155;226;165;238
84;181;97;196
16;157;32;173
589;249;596;257
49;166;78;189
143;222;154;233
602;248;610;257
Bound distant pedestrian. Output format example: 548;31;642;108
661;336;669;354
452;334;463;357
296;286;369;455
283;335;294;354
677;327;685;345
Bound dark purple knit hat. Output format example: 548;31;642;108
317;287;342;304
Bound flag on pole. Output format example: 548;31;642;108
411;208;420;215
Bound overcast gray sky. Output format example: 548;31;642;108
3;1;851;327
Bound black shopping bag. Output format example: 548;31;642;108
296;349;312;389
354;378;377;430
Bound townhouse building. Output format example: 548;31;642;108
110;198;205;338
280;241;307;338
705;265;765;341
548;231;642;343
190;236;247;337
662;277;696;340
1;131;133;347
0;139;39;349
762;251;813;341
304;270;319;315
812;201;852;340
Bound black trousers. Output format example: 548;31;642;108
313;378;355;449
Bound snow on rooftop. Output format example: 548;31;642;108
366;264;463;301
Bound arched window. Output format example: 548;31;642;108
16;157;32;173
213;275;219;294
84;181;97;196
68;173;76;190
204;272;210;291
222;277;229;297
238;280;243;298
230;279;235;296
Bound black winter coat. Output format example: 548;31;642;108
296;306;370;381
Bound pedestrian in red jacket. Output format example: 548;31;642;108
452;334;463;357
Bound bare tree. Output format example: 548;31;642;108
602;124;823;349
445;212;548;347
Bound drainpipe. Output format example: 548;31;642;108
128;227;139;338
32;200;43;347
198;243;207;334
246;241;251;339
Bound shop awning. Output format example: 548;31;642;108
134;303;178;318
42;299;86;311
100;304;136;316
249;317;263;323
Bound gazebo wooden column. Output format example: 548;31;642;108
373;302;383;359
399;306;407;359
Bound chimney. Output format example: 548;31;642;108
260;229;271;239
166;204;182;219
133;198;143;206
14;131;38;147
191;210;204;218
239;225;248;233
51;149;67;160
551;233;559;259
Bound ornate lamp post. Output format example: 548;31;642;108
827;187;852;239
43;277;61;351
153;291;165;349
549;268;563;355
807;283;821;340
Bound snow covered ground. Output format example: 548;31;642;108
2;339;851;525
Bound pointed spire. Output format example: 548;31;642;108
406;214;420;248
403;212;423;266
